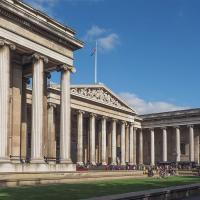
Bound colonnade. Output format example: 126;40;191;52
0;39;73;164
73;109;199;166
75;110;142;166
147;125;197;166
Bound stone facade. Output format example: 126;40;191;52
0;0;199;173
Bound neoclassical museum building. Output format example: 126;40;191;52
0;0;199;173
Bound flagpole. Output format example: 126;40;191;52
95;40;98;84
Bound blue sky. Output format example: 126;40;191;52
25;0;200;114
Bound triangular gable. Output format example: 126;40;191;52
71;84;136;114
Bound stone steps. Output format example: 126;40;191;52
0;170;145;187
178;170;199;176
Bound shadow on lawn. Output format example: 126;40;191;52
0;176;199;200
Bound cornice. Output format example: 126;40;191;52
0;0;84;51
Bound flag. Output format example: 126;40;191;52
90;48;96;56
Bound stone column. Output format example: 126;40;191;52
111;119;117;165
60;64;73;164
129;123;134;165
162;127;167;162
189;125;194;162
0;40;15;162
133;127;137;165
20;77;29;159
47;103;56;159
150;128;155;166
175;126;181;162
31;53;48;163
77;110;84;164
139;129;143;165
194;134;199;164
125;124;130;163
43;72;50;158
101;116;107;165
120;121;126;165
90;113;96;165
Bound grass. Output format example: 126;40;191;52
0;176;199;200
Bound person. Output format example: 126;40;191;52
148;166;154;177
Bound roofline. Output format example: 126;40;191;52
140;108;200;119
18;0;76;35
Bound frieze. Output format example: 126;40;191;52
71;87;127;109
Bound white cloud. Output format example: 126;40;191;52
119;92;189;115
84;25;106;41
84;25;119;51
98;33;119;51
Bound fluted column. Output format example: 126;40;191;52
150;128;155;166
189;125;194;162
175;126;181;162
101;116;107;165
120;121;126;165
125;124;130;163
162;127;167;162
20;77;29;159
129;123;134;165
0;40;15;161
111;119;117;165
31;53;48;163
133;127;137;165
77;110;84;164
90;113;96;165
139;129;143;165
60;64;73;164
47;103;56;159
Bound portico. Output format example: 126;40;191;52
0;0;83;172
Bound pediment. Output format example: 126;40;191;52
71;84;136;114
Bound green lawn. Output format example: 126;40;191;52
0;176;200;200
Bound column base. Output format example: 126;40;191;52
129;162;134;165
102;162;107;166
31;158;45;164
59;159;72;164
0;163;76;173
90;161;96;165
111;162;117;165
76;161;84;166
121;162;126;166
0;157;10;163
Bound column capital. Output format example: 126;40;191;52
48;102;56;109
102;116;108;120
76;110;85;115
0;39;16;50
32;53;48;64
188;124;194;128
121;121;126;125
58;64;76;73
174;125;180;129
149;128;154;131
111;118;118;122
125;123;130;128
161;127;167;130
90;113;97;118
133;126;138;131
